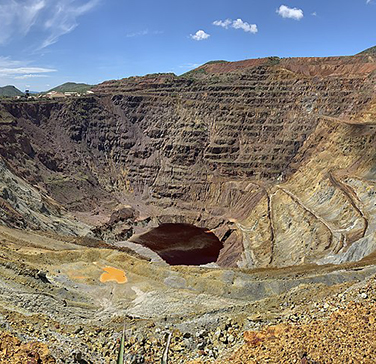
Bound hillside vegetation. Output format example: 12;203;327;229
358;45;376;55
47;82;93;93
0;85;23;97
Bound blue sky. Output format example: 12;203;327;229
0;0;375;91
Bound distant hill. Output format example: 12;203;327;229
358;46;376;55
0;85;24;97
47;82;93;93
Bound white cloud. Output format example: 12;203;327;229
312;11;317;16
232;19;258;33
0;67;56;75
212;19;232;29
0;56;56;83
41;0;100;48
0;0;46;44
190;30;210;41
0;0;100;48
126;29;164;38
179;63;200;69
277;5;304;20
213;18;258;34
14;74;50;79
0;56;24;68
126;29;149;38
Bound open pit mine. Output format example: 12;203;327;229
1;47;376;363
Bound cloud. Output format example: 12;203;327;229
312;11;317;16
213;18;258;34
190;30;210;41
212;19;232;29
14;74;50;79
41;0;100;48
0;56;25;68
366;0;372;4
126;29;164;38
0;56;56;81
277;5;304;20
0;0;46;44
232;19;258;33
0;0;100;48
126;29;149;38
179;63;200;70
0;67;56;75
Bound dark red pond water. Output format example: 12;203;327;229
133;223;223;265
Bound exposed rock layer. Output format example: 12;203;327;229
0;54;376;268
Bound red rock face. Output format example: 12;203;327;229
187;55;376;77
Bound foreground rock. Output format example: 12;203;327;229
0;224;376;362
0;331;55;363
217;275;376;363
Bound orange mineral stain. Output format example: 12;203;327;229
100;266;127;284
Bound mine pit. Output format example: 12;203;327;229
1;46;376;363
131;223;223;265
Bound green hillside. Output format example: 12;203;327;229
0;85;24;97
47;82;93;93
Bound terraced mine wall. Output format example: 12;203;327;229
0;54;376;268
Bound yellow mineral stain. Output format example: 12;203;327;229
100;266;127;284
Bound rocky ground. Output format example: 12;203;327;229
220;276;376;363
189;274;376;363
1;219;376;363
0;331;55;363
2;269;376;363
